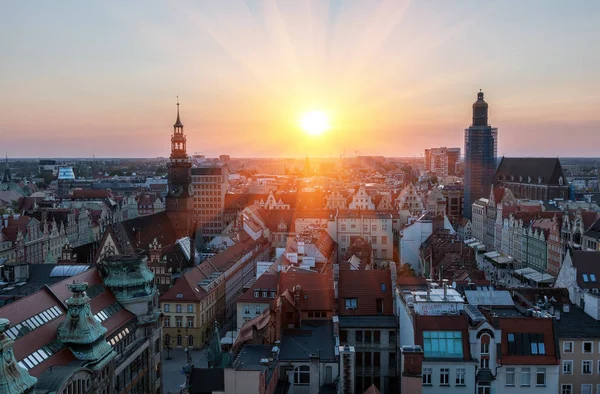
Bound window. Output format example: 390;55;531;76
356;331;363;343
481;342;489;354
163;304;170;312
371;225;377;231
341;225;347;231
477;383;490;394
187;304;193;313
255;305;261;314
176;304;182;313
536;368;545;386
389;331;396;344
270;291;276;298
561;385;572;394
563;341;573;353
164;316;170;327
374;331;380;344
481;358;489;369
456;368;466;385
422;368;432;385
188;335;194;346
254;290;259;298
345;298;358;310
244;305;250;314
583;274;589;282
591;274;597;282
382;236;388;244
340;330;348;344
598;360;600;374
186;317;194;328
506;368;515;386
562;360;573;374
371;236;377;244
520;368;530;386
440;368;449;385
262;291;268;298
341;236;347;243
294;366;310;385
507;333;545;355
583;341;593;353
582;360;592;374
176;317;182;327
422;331;464;358
176;335;182;346
365;331;371;343
582;384;592;394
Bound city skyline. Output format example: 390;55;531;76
2;1;600;158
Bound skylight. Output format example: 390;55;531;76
583;274;589;283
591;274;597;283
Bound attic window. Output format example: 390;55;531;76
591;274;597;283
270;291;276;298
583;274;589;283
254;290;259;298
345;298;358;310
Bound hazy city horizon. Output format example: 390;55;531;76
2;1;600;157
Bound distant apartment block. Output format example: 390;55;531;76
424;147;460;178
192;166;229;240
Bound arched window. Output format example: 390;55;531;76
294;365;310;385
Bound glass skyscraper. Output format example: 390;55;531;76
463;91;498;219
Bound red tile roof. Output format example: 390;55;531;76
161;266;209;302
414;314;470;361
71;189;113;199
338;269;393;316
1;267;136;377
279;270;334;311
237;273;278;303
497;317;558;365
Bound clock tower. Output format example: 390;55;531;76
166;98;193;238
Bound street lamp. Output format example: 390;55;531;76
164;337;172;360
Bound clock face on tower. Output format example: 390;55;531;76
170;184;183;197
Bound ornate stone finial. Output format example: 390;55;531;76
0;318;38;393
58;282;114;363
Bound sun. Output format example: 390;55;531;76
299;110;330;136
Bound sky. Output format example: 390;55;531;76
1;1;599;158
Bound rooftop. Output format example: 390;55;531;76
279;320;336;362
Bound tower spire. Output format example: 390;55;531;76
174;96;183;128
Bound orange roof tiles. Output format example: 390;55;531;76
338;270;393;316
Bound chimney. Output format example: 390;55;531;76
309;354;320;394
443;279;448;300
426;279;432;300
338;345;356;394
333;263;339;300
401;345;424;394
390;261;398;313
294;285;302;327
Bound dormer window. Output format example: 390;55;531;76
345;298;358;310
254;290;259;298
262;291;268;298
270;291;276;298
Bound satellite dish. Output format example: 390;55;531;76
451;281;457;289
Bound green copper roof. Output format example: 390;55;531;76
99;252;156;303
0;318;37;394
57;283;113;362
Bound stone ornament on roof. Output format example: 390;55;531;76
0;318;38;394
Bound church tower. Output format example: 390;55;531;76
165;98;193;238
